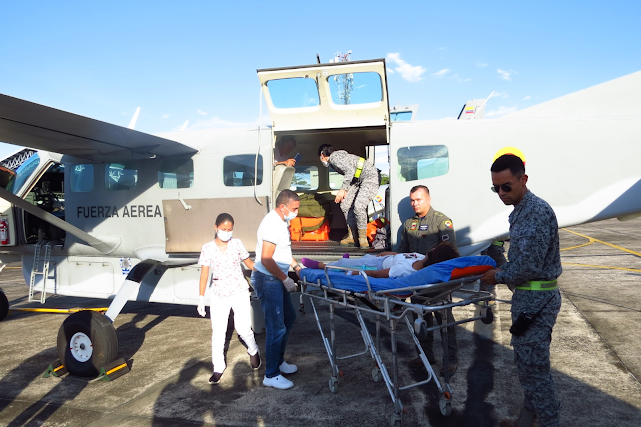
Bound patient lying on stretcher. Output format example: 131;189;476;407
299;242;496;293
301;242;461;279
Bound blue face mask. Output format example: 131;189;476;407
282;206;298;221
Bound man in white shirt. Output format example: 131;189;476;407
251;189;302;390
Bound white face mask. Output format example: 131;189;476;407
217;230;233;241
321;160;329;168
282;206;298;221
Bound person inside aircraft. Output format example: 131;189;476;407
300;241;460;279
197;213;261;385
318;144;380;249
274;135;298;167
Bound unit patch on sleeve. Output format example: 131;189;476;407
443;220;453;229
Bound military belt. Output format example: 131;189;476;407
515;280;557;291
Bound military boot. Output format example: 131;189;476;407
340;228;355;246
499;407;537;427
358;229;369;249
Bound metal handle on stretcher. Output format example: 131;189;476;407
323;265;375;295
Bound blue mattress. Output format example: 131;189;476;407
300;255;496;293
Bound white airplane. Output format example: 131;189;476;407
0;58;639;377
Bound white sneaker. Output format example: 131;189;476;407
263;374;294;389
279;361;298;374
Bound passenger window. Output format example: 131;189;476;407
158;157;194;189
291;166;319;191
328;167;343;190
266;78;320;109
105;163;138;190
396;146;449;181
223;155;263;187
328;72;382;105
70;164;94;192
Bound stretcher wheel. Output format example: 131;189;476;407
329;378;339;393
372;367;382;382
481;307;494;324
439;395;452;417
390;412;402;426
414;319;428;340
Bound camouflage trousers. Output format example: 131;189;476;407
511;289;562;427
341;180;379;230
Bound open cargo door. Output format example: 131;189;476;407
257;59;390;133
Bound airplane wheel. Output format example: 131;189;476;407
0;291;8;321
57;310;118;377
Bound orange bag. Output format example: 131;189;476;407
289;217;330;241
366;218;387;242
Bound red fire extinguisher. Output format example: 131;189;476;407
0;217;9;245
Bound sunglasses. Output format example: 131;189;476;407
491;182;515;193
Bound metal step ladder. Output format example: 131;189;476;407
29;241;51;303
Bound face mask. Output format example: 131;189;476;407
321;160;329;167
282;206;298;221
217;230;233;241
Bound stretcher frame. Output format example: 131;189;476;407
299;265;494;426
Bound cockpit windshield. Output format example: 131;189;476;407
6;153;41;195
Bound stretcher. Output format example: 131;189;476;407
299;256;496;426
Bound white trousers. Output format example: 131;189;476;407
210;291;258;373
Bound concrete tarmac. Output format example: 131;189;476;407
0;218;640;426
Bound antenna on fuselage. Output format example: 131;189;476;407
128;107;141;129
329;50;353;105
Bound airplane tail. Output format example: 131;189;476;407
457;99;487;119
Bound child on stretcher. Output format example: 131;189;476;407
301;241;460;279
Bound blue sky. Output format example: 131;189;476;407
1;1;640;159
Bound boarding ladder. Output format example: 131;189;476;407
29;241;52;303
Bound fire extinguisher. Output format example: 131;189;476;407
0;217;9;245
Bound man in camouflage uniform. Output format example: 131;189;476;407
394;185;459;374
319;144;380;249
481;154;562;427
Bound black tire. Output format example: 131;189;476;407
481;307;494;324
56;310;118;377
0;291;8;321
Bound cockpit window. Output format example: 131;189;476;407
70;164;94;192
266;78;320;109
105;163;138;190
158;157;194;189
328;72;382;105
6;153;40;195
396;145;449;181
391;111;413;122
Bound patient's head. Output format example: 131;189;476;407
423;241;460;267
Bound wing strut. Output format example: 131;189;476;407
0;186;121;254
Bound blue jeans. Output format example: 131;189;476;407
250;270;296;378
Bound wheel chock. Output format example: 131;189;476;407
92;358;130;382
43;359;67;378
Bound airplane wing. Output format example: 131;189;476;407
0;93;198;161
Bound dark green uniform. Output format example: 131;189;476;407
397;207;456;255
